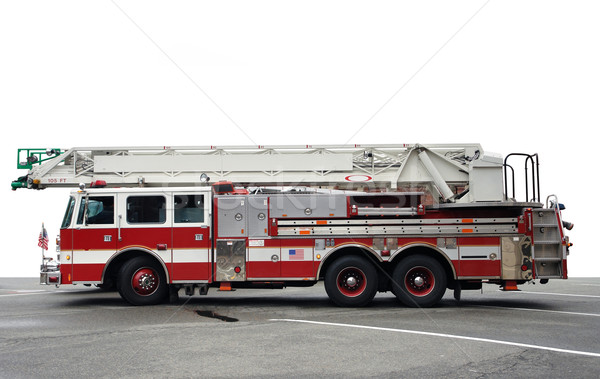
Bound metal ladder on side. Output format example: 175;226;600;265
531;197;565;279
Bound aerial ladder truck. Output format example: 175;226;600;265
12;144;573;306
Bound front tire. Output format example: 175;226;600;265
118;256;168;306
392;255;447;308
324;255;378;307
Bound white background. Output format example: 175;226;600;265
0;1;597;277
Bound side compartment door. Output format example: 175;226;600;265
247;195;281;279
458;237;501;278
171;191;212;282
215;196;247;281
281;240;314;279
71;195;117;282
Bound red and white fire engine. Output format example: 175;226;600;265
13;144;572;307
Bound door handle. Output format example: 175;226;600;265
117;214;122;241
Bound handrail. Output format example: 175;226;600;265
503;153;540;202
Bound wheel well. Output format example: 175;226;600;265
318;246;382;280
102;250;168;286
390;245;456;289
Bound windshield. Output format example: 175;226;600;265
61;196;76;229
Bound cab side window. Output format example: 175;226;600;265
77;196;114;225
174;194;204;223
127;196;166;224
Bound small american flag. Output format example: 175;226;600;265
38;224;49;251
289;249;304;261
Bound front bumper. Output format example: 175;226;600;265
40;258;61;286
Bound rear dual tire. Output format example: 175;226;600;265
324;256;378;307
392;255;447;308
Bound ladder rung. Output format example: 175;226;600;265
534;257;562;262
534;240;562;245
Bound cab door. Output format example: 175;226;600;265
171;190;212;282
71;194;117;283
117;193;172;278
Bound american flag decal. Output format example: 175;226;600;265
289;249;304;260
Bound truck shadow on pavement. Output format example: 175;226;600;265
60;287;555;314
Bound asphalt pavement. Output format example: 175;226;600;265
1;277;599;378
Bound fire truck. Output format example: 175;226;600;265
12;144;573;307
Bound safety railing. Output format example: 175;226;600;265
503;153;540;202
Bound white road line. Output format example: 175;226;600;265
0;290;78;297
12;290;47;293
515;291;600;299
477;305;600;318
0;292;48;297
0;289;111;298
271;319;600;358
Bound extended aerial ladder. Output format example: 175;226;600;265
12;143;510;204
